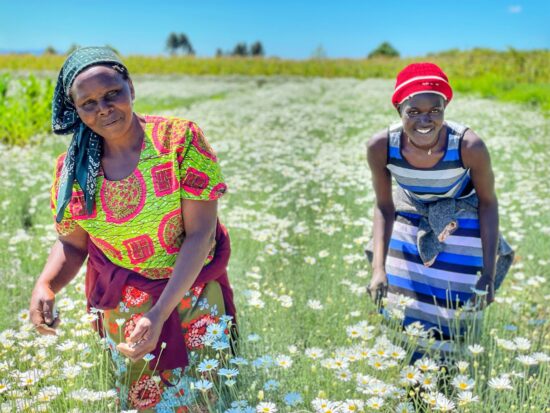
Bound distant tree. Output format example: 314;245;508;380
177;33;195;55
232;42;248;56
311;44;327;59
215;48;224;57
368;42;399;58
44;46;57;55
66;43;80;55
166;33;194;55
250;41;264;57
166;32;179;55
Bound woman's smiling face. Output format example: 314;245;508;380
70;65;135;140
399;93;446;144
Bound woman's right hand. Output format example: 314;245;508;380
367;267;388;305
29;282;60;335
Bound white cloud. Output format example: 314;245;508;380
508;5;522;13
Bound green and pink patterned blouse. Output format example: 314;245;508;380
51;115;227;278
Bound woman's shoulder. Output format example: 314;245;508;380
367;128;389;150
143;115;203;155
366;128;389;167
458;127;490;168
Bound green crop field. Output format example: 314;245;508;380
0;75;549;412
0;49;549;145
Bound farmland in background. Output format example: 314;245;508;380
0;74;548;411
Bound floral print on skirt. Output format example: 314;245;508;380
102;280;232;412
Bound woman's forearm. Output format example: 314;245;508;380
149;231;215;322
36;239;88;293
478;200;499;280
372;204;395;271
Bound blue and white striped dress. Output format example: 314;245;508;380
385;121;483;358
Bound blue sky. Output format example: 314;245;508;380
1;0;548;58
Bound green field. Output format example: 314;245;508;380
1;49;549;129
0;75;549;412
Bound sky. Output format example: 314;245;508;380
1;0;548;58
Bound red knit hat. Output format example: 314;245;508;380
392;62;453;108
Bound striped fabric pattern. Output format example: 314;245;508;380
386;212;483;357
386;121;475;202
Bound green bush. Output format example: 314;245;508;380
0;74;54;145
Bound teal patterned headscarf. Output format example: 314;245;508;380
52;46;129;223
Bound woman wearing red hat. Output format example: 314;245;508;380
366;63;513;360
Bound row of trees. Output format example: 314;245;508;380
166;33;264;57
41;38;398;59
216;42;264;57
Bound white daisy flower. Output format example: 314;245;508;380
80;313;98;323
451;374;475;391
415;358;439;372
532;352;550;363
318;250;330;258
467;344;484;355
335;368;352;382
455;360;469;373
515;355;538;366
456;391;479;406
400;366;421;385
275;354;293;369
434;393;455;411
342;399;364;412
0;381;10;394
18;369;42;387
496;338;517;351
256;401;278;413
307;299;324;310
17;309;31;323
513;337;531;351
305;347;324;360
420;373;437;391
304;256;316;265
395;401;415;413
365;397;384;410
488;375;513;390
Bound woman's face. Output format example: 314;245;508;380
399;93;446;144
71;65;135;140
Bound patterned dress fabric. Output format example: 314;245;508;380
51;115;227;276
51;116;232;412
385;121;483;360
386;211;483;359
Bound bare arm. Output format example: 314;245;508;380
462;129;498;304
366;130;395;302
118;199;218;361
30;225;89;334
150;199;218;322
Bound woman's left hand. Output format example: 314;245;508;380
117;311;164;362
472;274;495;308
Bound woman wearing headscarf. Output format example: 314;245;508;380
366;63;514;361
29;47;236;411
